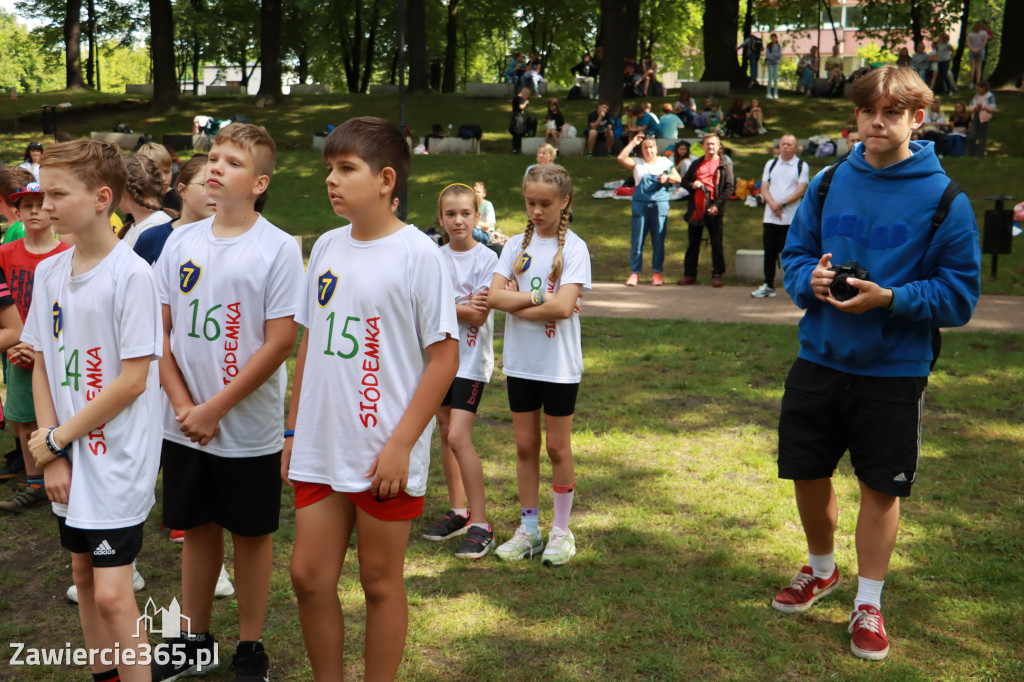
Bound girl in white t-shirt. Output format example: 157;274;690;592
488;164;592;567
423;183;499;558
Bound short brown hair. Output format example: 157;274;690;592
322;117;411;201
213;123;276;177
0;167;34;206
847;65;933;112
39;140;127;215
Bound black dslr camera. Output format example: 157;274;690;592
828;261;870;301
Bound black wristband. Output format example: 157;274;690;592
46;428;70;459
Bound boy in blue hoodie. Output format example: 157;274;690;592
771;66;981;661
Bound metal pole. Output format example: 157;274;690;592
397;0;408;222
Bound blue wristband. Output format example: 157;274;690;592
284;430;295;438
46;427;70;459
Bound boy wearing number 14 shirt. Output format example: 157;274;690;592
153;124;304;680
282;117;459;680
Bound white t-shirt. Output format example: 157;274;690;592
440;242;497;382
156;215;305;458
496;229;591;383
289;224;458;498
22;242;162;529
632;156;674;187
924;109;947;125
123;210;175;248
761;155;810;225
967;30;987;53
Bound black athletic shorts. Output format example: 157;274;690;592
506;376;579;417
161;440;282;536
778;358;927;498
57;517;144;567
441;377;486;413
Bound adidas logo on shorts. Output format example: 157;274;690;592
93;540;116;556
893;473;908;482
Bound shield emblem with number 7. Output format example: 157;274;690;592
52;300;63;340
318;270;338;308
179;260;201;294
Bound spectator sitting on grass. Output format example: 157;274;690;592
674;88;699;126
947;100;971;157
725;97;747;138
673;140;695;176
658;104;684;139
525;143;557;176
747;98;766;134
825;45;844;93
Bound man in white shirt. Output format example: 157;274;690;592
752;134;810;298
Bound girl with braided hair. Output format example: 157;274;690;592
118;154;176;247
488;164;592;566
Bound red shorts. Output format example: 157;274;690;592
293;481;424;521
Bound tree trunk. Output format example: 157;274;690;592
739;0;753;80
192;41;201;96
297;42;309;85
86;0;96;88
64;0;85;89
702;0;746;86
442;0;458;93
150;0;178;107
360;3;380;93
909;0;923;48
255;0;284;107
951;0;970;83
598;0;640;117
988;0;1024;86
407;0;429;93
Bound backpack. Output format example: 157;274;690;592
458;124;482;140
816;157;963;369
768;157;806;179
567;85;585;100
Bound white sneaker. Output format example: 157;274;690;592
494;525;544;561
67;560;145;603
751;284;777;299
214;563;235;598
542;528;577;566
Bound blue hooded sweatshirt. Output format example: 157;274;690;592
782;141;981;377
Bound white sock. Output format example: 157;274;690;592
808;552;836;579
452;508;468;518
854;576;884;610
470;522;490;531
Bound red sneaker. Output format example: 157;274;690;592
651;273;664;286
677;276;696;285
849;604;889;660
625;273;639;286
169;529;185;543
712;275;723;288
771;564;839;613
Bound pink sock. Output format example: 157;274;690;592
552;482;575;531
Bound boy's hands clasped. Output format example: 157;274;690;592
175;400;223;446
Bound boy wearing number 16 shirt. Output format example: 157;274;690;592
283;117;459;680
154;124;305;681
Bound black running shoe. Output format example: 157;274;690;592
422;509;470;541
0;452;24;481
151;633;219;681
454;525;494;559
231;640;269;681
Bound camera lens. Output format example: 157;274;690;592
830;274;856;301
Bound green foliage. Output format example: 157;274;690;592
98;40;150;93
0;10;64;93
857;42;899;66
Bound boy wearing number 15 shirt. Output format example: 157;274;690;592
154;124;304;680
283;117;459;680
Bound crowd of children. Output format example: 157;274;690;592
0;116;591;680
0;62;985;677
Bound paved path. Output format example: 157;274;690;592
579;282;1024;333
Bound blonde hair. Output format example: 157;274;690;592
516;164;573;283
213;123;276;177
437;183;479;245
136;142;173;174
537;143;557;160
118;154;177;237
39;140;127;216
848;65;933;112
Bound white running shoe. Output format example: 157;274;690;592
542;528;577;566
751;284;777;298
67;560;145;603
494;525;544;561
214;563;235;598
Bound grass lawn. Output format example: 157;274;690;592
0;318;1022;679
2;87;1024;293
